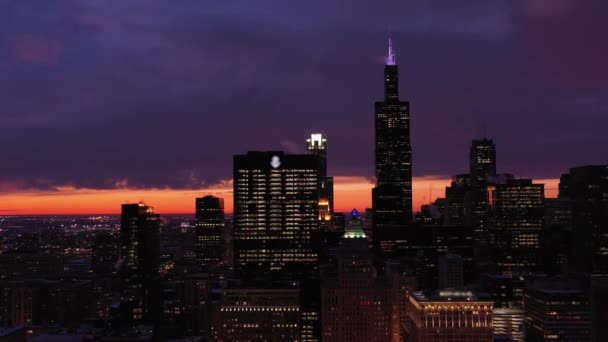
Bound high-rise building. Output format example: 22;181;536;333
438;253;464;289
306;133;334;229
120;203;161;323
402;290;494;342
470;138;496;186
443;174;472;226
372;35;413;259
195;196;225;271
233;151;321;280
540;198;573;275
233;151;321;341
558;165;608;275
493;179;544;276
321;209;400;342
558;165;608;341
524;279;591;341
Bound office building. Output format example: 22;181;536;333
470;138;496;186
493;179;544;276
120;203;161;323
438;253;464;289
402;290;494;342
558;165;608;274
493;306;524;342
372;35;413;258
195;196;225;271
524;279;591;341
233;151;321;279
214;287;300;342
306;133;334;227
233;151;321;341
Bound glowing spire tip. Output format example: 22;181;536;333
386;33;396;66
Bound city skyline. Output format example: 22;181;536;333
1;2;606;340
1;1;606;216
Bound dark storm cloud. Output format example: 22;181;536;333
0;0;606;190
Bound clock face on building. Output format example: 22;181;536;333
270;155;281;169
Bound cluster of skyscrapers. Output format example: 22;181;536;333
0;37;607;341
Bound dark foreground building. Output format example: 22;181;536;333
120;203;161;324
321;209;400;342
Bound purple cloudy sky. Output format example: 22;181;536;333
1;0;606;190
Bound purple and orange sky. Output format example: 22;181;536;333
0;1;606;215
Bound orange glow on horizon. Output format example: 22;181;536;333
0;176;559;216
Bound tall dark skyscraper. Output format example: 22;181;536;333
120;203;161;323
372;36;413;259
195;195;225;270
468;138;496;258
470;138;497;186
373;35;412;219
558;165;608;275
233;151;321;280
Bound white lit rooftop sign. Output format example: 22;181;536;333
270;155;281;169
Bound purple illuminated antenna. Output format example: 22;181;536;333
386;32;396;66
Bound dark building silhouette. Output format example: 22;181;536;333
470;138;496;186
321;209;400;341
524;279;591;341
558;165;608;275
540;198;574;275
195;196;225;271
396;225;474;290
119;203;161;324
443;174;472;226
372;36;413;260
493;179;544;276
92;232;119;275
558;165;608;341
438;253;464;289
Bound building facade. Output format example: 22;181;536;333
195;196;225;271
402;290;494;342
120;203;161;323
493;179;544;276
372;36;413;259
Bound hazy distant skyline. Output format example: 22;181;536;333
1;0;605;213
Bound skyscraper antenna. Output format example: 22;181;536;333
386;31;396;66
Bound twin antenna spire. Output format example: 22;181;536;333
386;32;396;66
